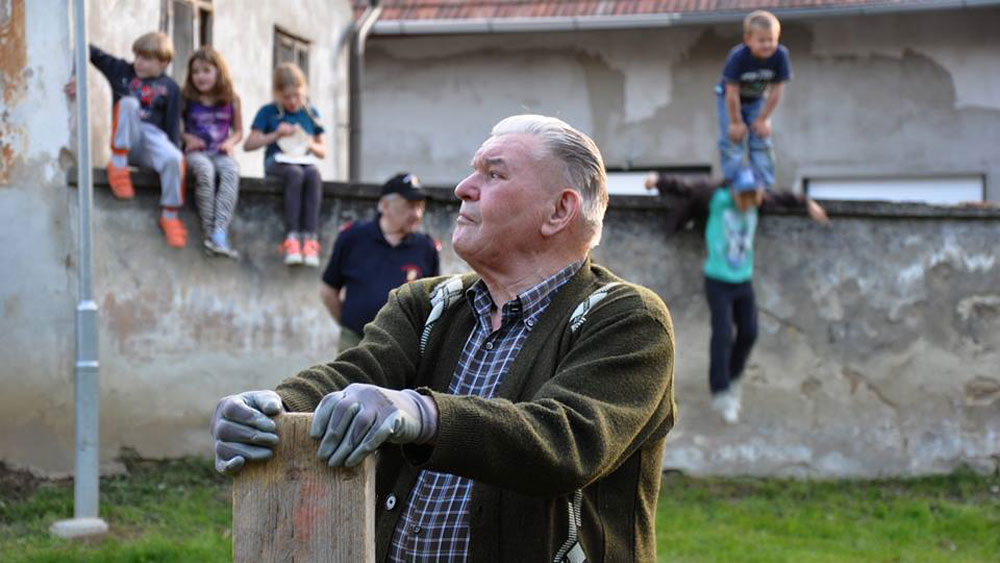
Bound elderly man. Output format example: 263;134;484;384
211;115;675;562
320;173;440;351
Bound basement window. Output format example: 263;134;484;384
805;176;985;205
606;165;711;196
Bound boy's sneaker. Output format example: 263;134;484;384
711;389;740;425
280;237;303;265
302;239;320;268
159;217;187;248
106;161;134;199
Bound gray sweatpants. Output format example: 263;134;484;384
186;151;240;237
112;96;184;207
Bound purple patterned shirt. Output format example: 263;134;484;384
183;100;233;154
388;261;583;562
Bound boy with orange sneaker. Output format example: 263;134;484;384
66;32;187;247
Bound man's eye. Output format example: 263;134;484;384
488;171;502;179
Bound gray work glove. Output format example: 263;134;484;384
210;390;284;475
310;383;438;468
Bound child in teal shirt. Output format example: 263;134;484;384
646;167;827;423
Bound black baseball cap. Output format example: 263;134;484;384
380;173;427;201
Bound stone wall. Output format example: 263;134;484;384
3;169;997;478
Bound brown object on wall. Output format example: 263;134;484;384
232;412;376;563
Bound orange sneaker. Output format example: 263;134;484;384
106;160;134;199
159;217;187;248
302;238;321;268
280;237;303;265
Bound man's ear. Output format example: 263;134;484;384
540;189;581;238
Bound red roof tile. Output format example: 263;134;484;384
354;0;946;21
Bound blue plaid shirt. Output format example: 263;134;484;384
388;261;583;562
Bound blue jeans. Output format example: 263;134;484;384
716;88;775;187
705;277;758;395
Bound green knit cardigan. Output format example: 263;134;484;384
277;259;676;563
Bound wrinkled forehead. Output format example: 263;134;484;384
471;133;546;168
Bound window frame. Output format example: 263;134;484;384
273;26;311;81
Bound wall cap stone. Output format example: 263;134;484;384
68;167;1000;220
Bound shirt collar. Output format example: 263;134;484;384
466;260;584;327
371;215;413;247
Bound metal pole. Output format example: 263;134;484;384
348;1;383;185
51;0;108;538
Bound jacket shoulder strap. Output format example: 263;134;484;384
419;276;465;355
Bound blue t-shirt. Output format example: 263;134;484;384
704;188;758;283
718;44;792;101
249;102;325;169
322;219;440;335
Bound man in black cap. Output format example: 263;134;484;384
320;173;441;351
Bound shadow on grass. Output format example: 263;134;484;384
2;457;998;562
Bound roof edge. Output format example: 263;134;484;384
371;0;1000;36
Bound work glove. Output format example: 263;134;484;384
211;390;284;475
310;383;438;468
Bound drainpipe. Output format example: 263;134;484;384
348;0;383;185
50;0;108;539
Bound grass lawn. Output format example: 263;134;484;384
1;457;997;562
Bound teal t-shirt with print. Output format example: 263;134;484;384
703;188;758;283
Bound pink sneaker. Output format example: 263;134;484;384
280;237;303;265
302;238;321;268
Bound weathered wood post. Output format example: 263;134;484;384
232;412;376;562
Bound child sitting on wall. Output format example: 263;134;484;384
65;32;187;247
181;46;243;259
244;63;326;267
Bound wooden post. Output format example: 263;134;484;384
232;412;376;562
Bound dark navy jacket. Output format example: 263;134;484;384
89;45;181;147
322;218;440;335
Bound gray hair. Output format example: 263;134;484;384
491;114;609;248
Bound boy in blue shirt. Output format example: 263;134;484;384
717;10;791;188
646;167;827;424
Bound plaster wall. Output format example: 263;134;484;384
0;0;77;471
359;9;1000;200
3;177;999;477
1;2;998;478
0;0;353;474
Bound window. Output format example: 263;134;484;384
162;0;213;85
605;165;711;196
273;27;310;80
805;176;985;205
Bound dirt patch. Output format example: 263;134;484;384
0;461;42;502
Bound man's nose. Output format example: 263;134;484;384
455;174;478;200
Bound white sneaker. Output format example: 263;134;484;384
730;379;743;402
712;390;740;425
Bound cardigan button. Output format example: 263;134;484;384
384;494;397;510
485;341;494;350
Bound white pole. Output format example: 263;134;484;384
51;0;108;539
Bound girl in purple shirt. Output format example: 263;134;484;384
182;46;243;258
